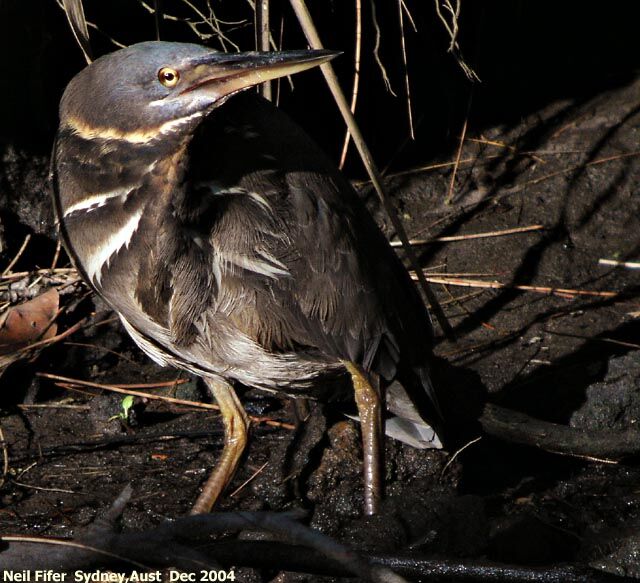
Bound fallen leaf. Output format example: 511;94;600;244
0;288;59;355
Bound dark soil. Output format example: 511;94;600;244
1;2;640;581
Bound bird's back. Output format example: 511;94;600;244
183;93;437;407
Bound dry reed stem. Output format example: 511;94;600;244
60;0;92;63
418;275;619;299
338;0;362;169
599;259;640;269
398;0;416;139
257;0;272;100
501;150;640;197
391;224;544;246
467;136;546;165
445;93;472;204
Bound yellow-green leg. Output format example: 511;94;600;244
190;378;249;514
343;361;383;515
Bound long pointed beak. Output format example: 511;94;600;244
183;49;340;100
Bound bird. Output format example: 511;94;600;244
51;41;440;516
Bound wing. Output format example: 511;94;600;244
174;93;435;392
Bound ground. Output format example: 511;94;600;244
1;50;640;582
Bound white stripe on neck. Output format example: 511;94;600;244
86;208;144;284
63;187;133;217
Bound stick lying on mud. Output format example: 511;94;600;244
0;485;623;582
480;403;639;462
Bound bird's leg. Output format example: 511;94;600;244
190;378;250;514
343;361;383;515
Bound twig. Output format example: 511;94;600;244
37;373;295;430
352;154;507;186
62;342;139;367
0;267;77;282
500;150;640;198
257;0;272;100
438;331;516;359
338;0;362;169
2;235;31;276
12;481;76;495
441;280;495;330
439;289;485;306
229;461;269;497
50;240;62;271
0;425;8;488
17;403;91;410
136;0;244;49
432;0;479;81
599;337;640;350
418;276;619;299
427;272;503;277
467;136;546;165
39;373;218;408
480;403;640;462
289;0;453;338
105;379;189;389
440;436;481;478
397;0;415;139
445;92;472;204
3;318;86;358
598;258;640;269
60;0;93;63
368;0;396;95
391;225;545;246
85;22;127;49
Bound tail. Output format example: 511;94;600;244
384;379;443;449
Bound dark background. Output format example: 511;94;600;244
1;1;639;171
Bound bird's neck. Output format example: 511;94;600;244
54;123;192;216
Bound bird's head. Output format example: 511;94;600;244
59;41;337;145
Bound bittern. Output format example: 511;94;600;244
51;41;439;516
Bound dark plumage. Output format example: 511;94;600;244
52;41;440;515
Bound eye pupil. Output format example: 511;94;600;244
158;68;180;87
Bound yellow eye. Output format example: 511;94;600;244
158;67;180;88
